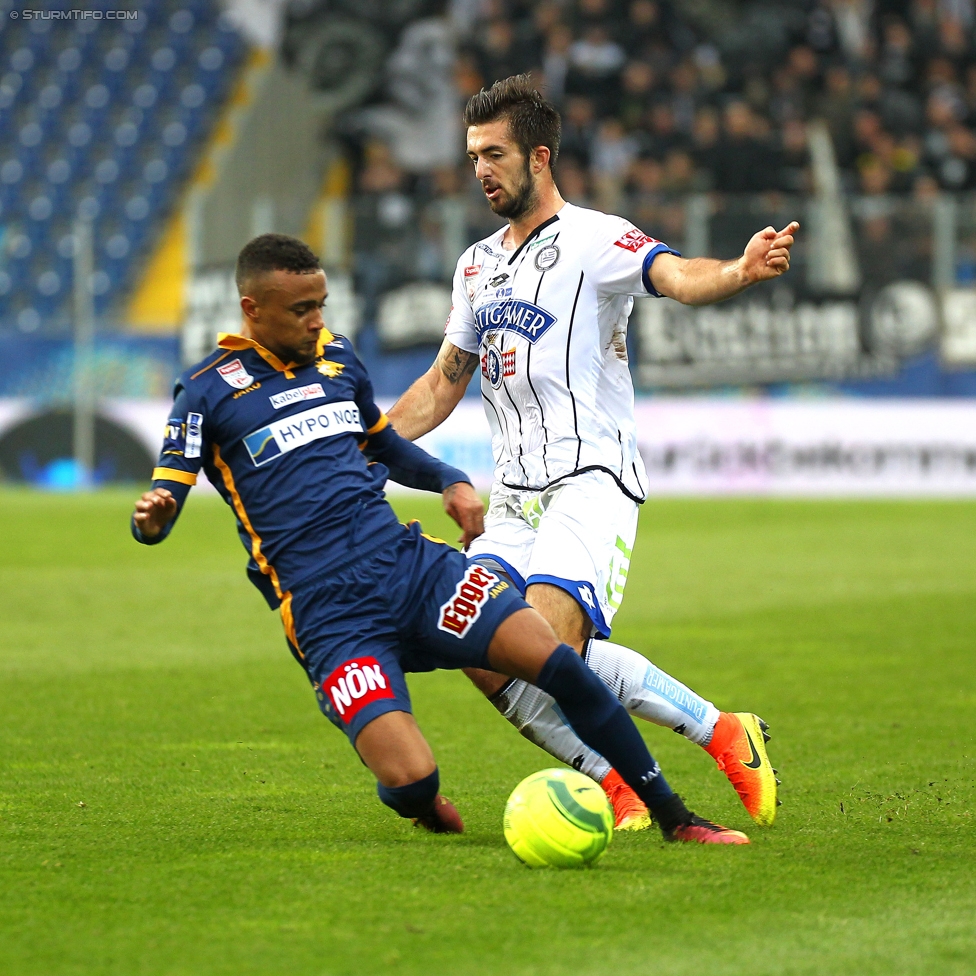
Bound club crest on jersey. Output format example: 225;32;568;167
438;564;500;637
484;346;516;389
534;244;560;271
322;656;395;723
316;359;345;379
474;299;556;344
614;228;657;252
217;358;254;390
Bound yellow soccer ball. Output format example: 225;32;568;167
503;768;614;868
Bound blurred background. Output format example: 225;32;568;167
1;0;975;493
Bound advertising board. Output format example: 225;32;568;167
2;398;974;496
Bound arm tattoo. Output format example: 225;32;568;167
438;346;478;384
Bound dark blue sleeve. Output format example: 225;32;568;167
131;386;200;545
364;424;471;493
352;351;471;493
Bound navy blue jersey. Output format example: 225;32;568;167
136;329;469;640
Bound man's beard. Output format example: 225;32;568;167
487;158;537;220
278;337;318;366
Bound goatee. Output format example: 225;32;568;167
487;159;537;220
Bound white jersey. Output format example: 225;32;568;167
445;202;677;502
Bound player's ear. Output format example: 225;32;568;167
532;145;550;174
240;295;259;321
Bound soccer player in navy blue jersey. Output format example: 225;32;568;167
132;234;747;843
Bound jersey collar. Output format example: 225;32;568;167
217;330;334;378
506;212;562;265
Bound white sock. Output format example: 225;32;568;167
489;642;720;780
491;679;612;783
584;640;720;745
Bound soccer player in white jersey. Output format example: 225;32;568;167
390;76;797;839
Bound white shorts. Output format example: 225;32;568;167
466;470;639;638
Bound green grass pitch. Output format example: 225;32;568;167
1;489;974;976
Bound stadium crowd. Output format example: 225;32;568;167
452;0;976;201
344;0;976;307
351;0;976;205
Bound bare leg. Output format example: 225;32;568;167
353;711;462;832
354;710;436;787
486;606;563;681
462;585;587;692
524;583;589;650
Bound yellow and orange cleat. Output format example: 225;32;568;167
666;814;750;845
704;712;779;826
601;768;652;831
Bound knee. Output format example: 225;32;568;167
376;767;440;819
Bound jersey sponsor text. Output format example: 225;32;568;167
438;564;500;636
269;383;326;410
323;656;395;722
243;400;362;466
474;299;557;344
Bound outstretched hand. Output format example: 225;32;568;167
133;487;177;538
443;481;484;550
739;221;799;284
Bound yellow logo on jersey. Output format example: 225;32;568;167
316;359;345;379
232;381;262;399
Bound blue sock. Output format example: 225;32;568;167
535;644;690;829
376;768;439;819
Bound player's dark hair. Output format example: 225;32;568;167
236;233;321;294
463;74;560;168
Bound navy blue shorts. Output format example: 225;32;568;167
289;522;528;744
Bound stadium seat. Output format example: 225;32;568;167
0;0;246;331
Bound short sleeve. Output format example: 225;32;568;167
443;254;480;354
151;385;205;486
582;215;681;298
